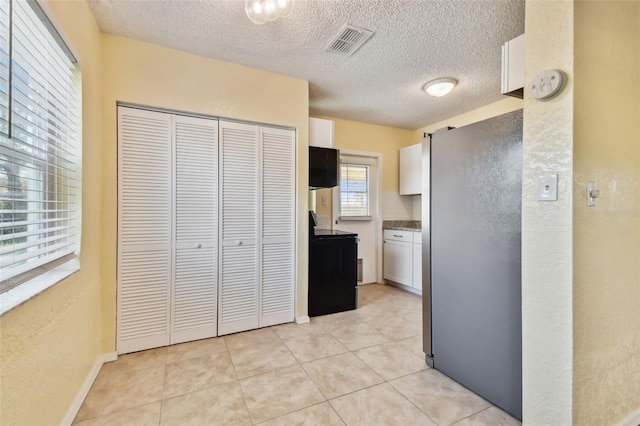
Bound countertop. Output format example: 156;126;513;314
312;229;358;239
384;227;421;232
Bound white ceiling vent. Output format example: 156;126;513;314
326;24;374;56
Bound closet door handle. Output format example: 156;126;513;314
196;243;202;248
237;241;243;246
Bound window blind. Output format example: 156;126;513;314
0;0;9;137
0;0;81;291
340;163;370;217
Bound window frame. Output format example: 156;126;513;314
0;0;81;314
338;162;372;221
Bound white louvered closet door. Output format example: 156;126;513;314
171;115;219;344
117;107;172;354
261;127;296;327
218;120;260;335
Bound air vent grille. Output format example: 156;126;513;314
326;24;374;56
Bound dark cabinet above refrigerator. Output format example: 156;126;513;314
309;146;339;188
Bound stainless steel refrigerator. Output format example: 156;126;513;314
422;109;523;420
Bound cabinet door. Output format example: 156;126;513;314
399;144;422;195
383;240;413;286
171;115;219;344
261;127;295;327
413;242;422;291
219;120;259;335
117;107;172;354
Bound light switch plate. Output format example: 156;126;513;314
538;174;558;201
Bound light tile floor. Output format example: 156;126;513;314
74;284;521;426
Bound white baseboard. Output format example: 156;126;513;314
295;316;310;324
62;352;118;426
622;410;640;426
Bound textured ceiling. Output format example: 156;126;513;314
87;0;525;130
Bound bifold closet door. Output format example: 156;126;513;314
218;120;260;335
171;115;219;344
117;107;172;354
261;127;295;326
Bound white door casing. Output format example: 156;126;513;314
332;151;383;284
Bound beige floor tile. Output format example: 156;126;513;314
329;383;436;426
166;337;227;363
230;341;298;379
160;381;251;426
396;335;426;358
258;402;345;426
271;322;327;339
354;342;427;380
163;351;237;399
240;365;325;424
75;365;165;422
390;369;492;426
403;310;424;325
452;406;522;426
329;322;390;351
225;328;281;351
97;347;167;379
310;310;362;331
301;352;384;399
283;333;349;363
73;402;161;426
372;316;422;341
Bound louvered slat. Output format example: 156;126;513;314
261;127;295;326
221;122;258;241
171;115;218;344
219;120;259;335
117;107;171;354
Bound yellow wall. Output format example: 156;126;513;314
522;1;575;424
412;97;523;141
573;1;640;423
100;35;310;347
310;116;414;223
0;1;104;424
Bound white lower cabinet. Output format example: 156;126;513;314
117;107;295;354
383;229;422;293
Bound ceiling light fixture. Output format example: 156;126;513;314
245;0;294;25
423;78;458;97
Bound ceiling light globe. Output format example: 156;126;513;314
276;0;294;17
424;78;457;97
245;0;267;24
264;0;279;21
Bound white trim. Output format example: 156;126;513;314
0;258;79;316
61;352;117;426
295;316;310;324
622;410;640;426
333;149;383;284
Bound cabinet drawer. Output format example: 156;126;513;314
383;229;415;243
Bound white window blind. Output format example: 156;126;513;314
0;0;81;293
340;163;371;218
0;0;9;136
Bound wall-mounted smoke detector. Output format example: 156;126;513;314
326;24;374;56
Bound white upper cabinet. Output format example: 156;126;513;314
309;117;334;148
399;143;422;195
501;34;525;98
